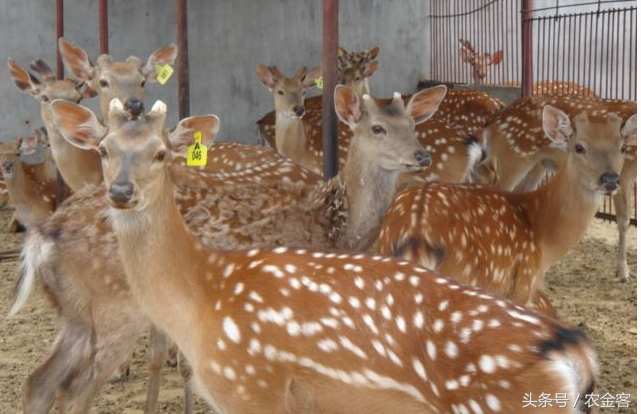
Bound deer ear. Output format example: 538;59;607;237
460;47;473;64
19;133;40;155
334;85;361;128
170;115;220;149
256;65;279;89
492;50;504;65
368;46;381;60
58;38;95;82
302;66;322;89
29;59;55;82
142;44;178;82
361;60;380;78
51;100;106;150
406;85;447;125
621;114;637;146
542;105;573;147
294;66;308;80
7;59;41;95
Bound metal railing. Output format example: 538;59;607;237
427;0;637;225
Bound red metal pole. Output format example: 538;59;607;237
55;0;65;208
176;0;190;119
56;0;64;79
322;0;339;180
99;0;108;54
521;0;534;96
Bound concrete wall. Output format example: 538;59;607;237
0;0;429;147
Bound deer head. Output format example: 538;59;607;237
459;39;503;84
338;46;380;96
58;38;177;119
256;65;322;119
542;105;636;197
0;139;22;179
335;86;447;171
51;98;219;210
8;58;94;107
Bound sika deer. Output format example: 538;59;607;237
0;137;65;231
73;97;599;414
459;39;504;84
11;39;178;193
478;95;637;282
256;65;323;173
8;85;442;414
8;57;98;191
378;106;636;315
257;66;484;185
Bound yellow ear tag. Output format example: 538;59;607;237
156;63;174;85
187;131;207;167
315;76;323;90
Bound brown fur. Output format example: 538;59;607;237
101;101;597;414
378;108;636;315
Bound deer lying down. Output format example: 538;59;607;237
378;106;636;316
59;97;598;414
8;85;443;414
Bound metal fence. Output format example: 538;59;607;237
428;0;637;225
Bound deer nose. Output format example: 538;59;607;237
293;105;305;118
2;162;13;172
108;182;134;204
124;98;144;117
599;171;620;191
414;150;432;167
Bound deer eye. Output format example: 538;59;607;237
40;95;49;103
371;125;386;135
98;146;108;158
621;144;628;153
99;79;109;88
574;144;585;154
302;90;307;96
154;151;166;162
277;90;285;96
140;80;146;88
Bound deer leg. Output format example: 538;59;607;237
178;351;194;414
144;326;168;414
22;322;92;414
613;181;633;282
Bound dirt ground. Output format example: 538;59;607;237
0;209;636;414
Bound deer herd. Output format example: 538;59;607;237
0;37;635;414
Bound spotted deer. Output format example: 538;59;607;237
8;57;99;191
257;66;485;185
378;105;636;316
478;96;637;282
459;39;504;84
8;85;442;414
11;39;178;193
57;97;600;414
459;39;598;98
0;136;66;232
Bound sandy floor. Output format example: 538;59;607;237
0;210;636;414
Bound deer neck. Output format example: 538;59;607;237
337;142;400;251
518;161;602;270
110;170;208;361
275;113;308;162
40;103;103;192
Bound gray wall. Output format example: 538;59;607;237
0;0;429;146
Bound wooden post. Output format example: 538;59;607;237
99;0;109;54
55;0;65;208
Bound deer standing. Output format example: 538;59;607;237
0;135;66;231
477;95;637;282
54;96;600;414
9;85;443;414
257;65;485;185
459;39;598;98
378;105;636;315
